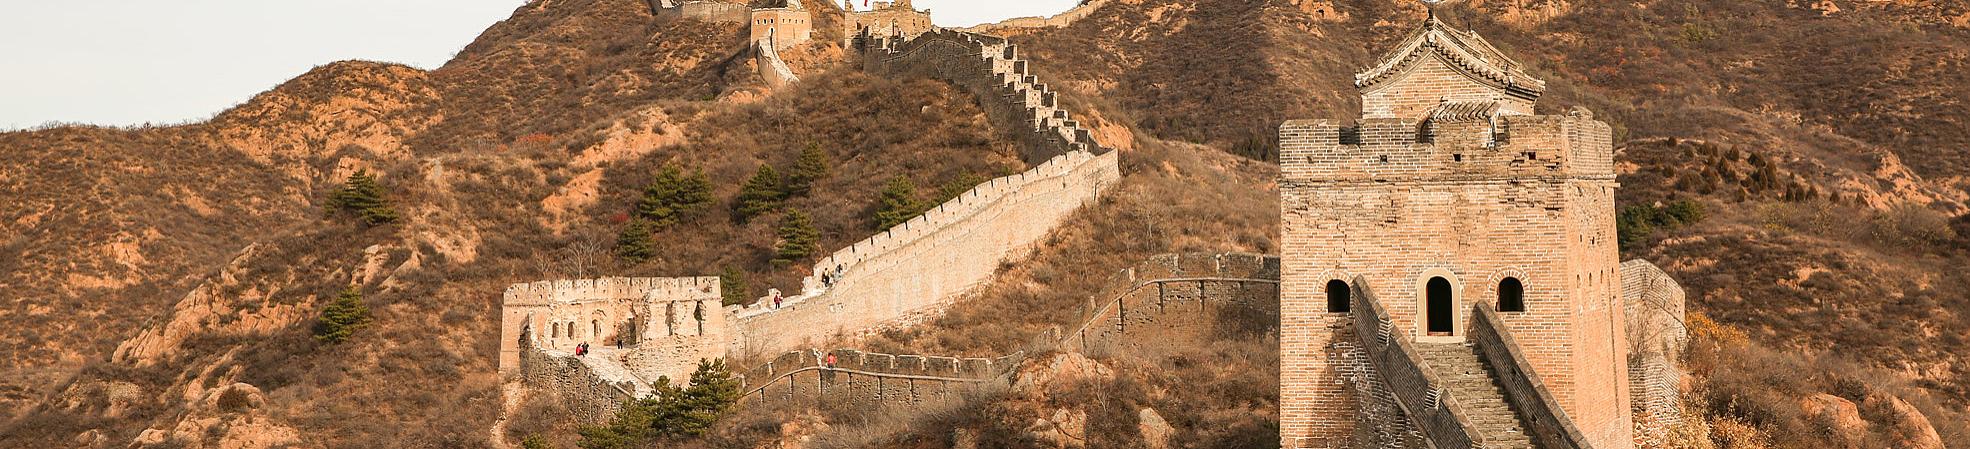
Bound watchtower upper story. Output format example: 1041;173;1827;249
1278;13;1633;449
1281;13;1610;184
1357;13;1544;120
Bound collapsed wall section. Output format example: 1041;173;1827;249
500;277;725;389
519;343;639;424
1622;259;1688;440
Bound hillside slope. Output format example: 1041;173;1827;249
0;0;1023;446
996;0;1970;447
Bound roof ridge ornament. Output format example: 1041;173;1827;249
1352;3;1546;101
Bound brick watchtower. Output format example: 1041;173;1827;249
1279;12;1633;449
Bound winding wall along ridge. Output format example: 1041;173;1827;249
737;253;1282;407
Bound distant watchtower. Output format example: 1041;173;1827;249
1279;12;1634;449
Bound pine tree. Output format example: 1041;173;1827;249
733;165;785;223
576;359;740;448
773;210;820;267
315;286;370;344
636;164;714;227
326;170;400;226
935;172;989;205
874;176;926;230
785;143;831;198
654;359;741;437
718;266;750;306
616;219;657;262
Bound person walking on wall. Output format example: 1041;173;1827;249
825;353;837;370
773;291;784;309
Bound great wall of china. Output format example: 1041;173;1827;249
497;8;1695;447
737;252;1284;408
499;25;1125;419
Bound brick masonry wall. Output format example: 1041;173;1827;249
519;344;638;424
729;149;1118;358
838;6;933;45
750;8;813;49
1361;57;1534;120
755;33;801;88
499;277;724;385
1471;302;1599;449
862;30;1106;163
1061;253;1281;356
726;29;1120;360
1279;93;1632;449
659;1;750;23
736;349;1019;408
1622;259;1687;442
736;253;1285;411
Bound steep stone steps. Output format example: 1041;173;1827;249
1416;342;1539;449
568;347;654;399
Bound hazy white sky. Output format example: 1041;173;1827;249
0;0;1078;131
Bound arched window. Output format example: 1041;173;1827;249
1325;280;1350;313
551;322;560;338
592;320;601;338
1498;277;1525;312
1426;277;1454;335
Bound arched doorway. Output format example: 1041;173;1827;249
1426;277;1454;336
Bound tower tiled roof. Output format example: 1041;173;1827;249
1354;13;1547;101
1427;100;1504;123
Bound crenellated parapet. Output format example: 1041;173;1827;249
788;150;1111;299
858;28;1109;163
735;348;1024;408
501;277;719;306
724;31;1121;356
1280;109;1613;186
1058;253;1282;354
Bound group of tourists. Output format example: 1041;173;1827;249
574;342;591;356
820;264;846;289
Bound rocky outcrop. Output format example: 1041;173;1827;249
1801;393;1866;448
1863;393;1945;449
122;383;300;449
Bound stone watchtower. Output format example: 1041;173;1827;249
1279;12;1633;449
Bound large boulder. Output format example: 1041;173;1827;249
1800;393;1865;448
1863;393;1944;449
1012;352;1114;396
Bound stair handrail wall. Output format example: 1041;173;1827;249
1470;302;1600;449
1350;277;1491;449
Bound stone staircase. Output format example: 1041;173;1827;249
566;347;655;399
858;29;1106;161
1416;342;1539;449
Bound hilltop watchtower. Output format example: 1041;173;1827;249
1279;13;1634;449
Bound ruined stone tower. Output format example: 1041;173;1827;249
1279;12;1635;449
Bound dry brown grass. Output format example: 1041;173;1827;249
859;137;1277;357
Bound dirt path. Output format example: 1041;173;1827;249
489;380;527;449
